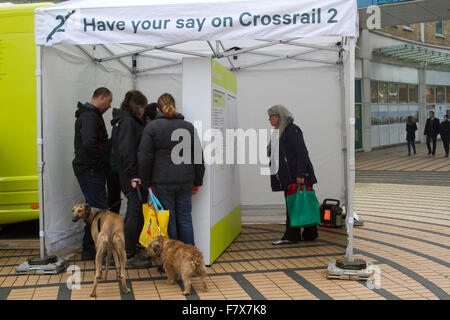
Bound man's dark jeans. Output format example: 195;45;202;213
153;183;194;246
76;169;109;254
426;135;437;154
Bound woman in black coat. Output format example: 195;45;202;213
111;90;150;268
138;93;205;246
267;105;318;245
406;116;417;156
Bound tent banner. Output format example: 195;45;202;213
35;0;358;46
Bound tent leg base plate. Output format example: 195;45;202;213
16;256;68;275
327;259;374;281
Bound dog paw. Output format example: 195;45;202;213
182;290;190;295
90;292;96;298
123;288;130;294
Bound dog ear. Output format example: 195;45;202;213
84;203;91;214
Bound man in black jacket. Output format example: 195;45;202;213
424;111;440;155
73;87;112;259
440;114;450;157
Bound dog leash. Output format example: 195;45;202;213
147;188;163;236
106;189;135;213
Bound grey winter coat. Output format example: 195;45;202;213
138;113;205;189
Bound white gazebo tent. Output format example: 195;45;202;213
33;0;359;267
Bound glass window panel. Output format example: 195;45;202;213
388;83;398;103
379;105;389;125
409;85;418;103
426;86;435;103
355;79;362;103
436;86;445;103
371;81;378;103
378;82;388;103
398;83;408;103
371;105;380;126
409;105;419;124
399;105;409;123
436;21;443;35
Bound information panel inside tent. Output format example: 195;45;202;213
210;60;241;264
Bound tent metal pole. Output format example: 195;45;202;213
343;36;356;262
97;41;186;62
233;49;337;70
207;41;218;57
157;47;211;57
246;49;338;65
36;45;45;259
76;45;96;62
217;41;236;70
137;62;182;74
217;39;299;59
260;39;341;52
132;54;137;89
100;45;133;73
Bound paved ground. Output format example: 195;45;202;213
0;142;449;300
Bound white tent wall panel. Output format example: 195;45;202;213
138;66;346;207
42;45;133;254
236;66;345;206
136;73;183;111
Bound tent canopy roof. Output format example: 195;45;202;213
35;0;358;73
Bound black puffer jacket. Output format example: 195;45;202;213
138;113;205;189
111;108;145;194
72;102;110;176
270;119;317;191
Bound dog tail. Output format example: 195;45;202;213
190;250;206;270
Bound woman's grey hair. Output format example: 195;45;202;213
267;105;293;137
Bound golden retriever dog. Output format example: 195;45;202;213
147;236;208;295
72;203;130;298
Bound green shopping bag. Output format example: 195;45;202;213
286;184;321;227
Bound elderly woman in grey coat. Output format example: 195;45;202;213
267;105;318;244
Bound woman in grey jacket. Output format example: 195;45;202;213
138;93;205;246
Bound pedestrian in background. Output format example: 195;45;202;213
424;111;440;156
406;116;417;156
439;114;450;158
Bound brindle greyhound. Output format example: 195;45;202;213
72;203;130;298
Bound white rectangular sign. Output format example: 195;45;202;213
35;0;358;45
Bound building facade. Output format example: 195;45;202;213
355;20;450;151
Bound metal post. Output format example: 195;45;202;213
132;54;137;89
326;37;371;279
344;37;356;262
36;45;45;259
